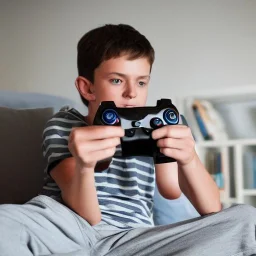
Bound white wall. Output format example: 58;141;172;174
1;0;256;105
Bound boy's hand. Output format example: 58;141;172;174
68;126;124;173
152;125;196;167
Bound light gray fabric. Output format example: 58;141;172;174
0;90;75;111
0;90;86;115
0;195;94;255
0;195;255;256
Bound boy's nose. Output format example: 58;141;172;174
123;83;137;99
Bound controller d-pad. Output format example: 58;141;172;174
142;127;152;135
125;129;135;137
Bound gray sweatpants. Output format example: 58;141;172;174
0;195;255;256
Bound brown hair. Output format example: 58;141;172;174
77;24;155;106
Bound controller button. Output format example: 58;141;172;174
143;128;152;134
163;109;178;125
102;109;119;125
150;117;164;129
132;121;141;127
125;129;135;137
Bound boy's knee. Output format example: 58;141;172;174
0;210;24;240
0;204;26;225
226;204;256;223
0;204;16;216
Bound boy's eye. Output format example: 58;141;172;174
110;79;122;85
139;81;146;87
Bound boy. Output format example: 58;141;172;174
0;24;255;256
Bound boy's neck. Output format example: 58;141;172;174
84;115;93;125
83;103;95;125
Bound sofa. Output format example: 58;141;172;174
0;90;199;226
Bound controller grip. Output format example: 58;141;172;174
154;114;188;164
154;150;176;164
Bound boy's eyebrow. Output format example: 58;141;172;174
107;72;150;79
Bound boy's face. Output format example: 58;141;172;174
91;55;151;110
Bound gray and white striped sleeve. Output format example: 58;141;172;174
42;109;86;174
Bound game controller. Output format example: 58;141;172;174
93;99;180;164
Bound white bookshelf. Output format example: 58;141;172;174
178;85;256;208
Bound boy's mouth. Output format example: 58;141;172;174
122;105;136;108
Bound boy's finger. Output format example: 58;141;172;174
151;125;189;140
74;126;125;140
87;147;117;163
82;137;121;152
156;138;187;150
91;126;125;139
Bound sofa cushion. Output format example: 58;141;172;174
0;90;75;110
153;186;200;225
0;107;54;204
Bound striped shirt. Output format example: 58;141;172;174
41;106;155;228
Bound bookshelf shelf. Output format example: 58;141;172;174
196;139;256;148
178;85;256;208
243;190;256;196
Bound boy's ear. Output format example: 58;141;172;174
75;76;96;102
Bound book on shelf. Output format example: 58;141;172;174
205;150;224;190
185;98;229;141
243;151;256;189
185;98;204;141
192;104;213;140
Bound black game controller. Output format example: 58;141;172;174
93;99;180;164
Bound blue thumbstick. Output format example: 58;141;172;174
163;109;178;125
